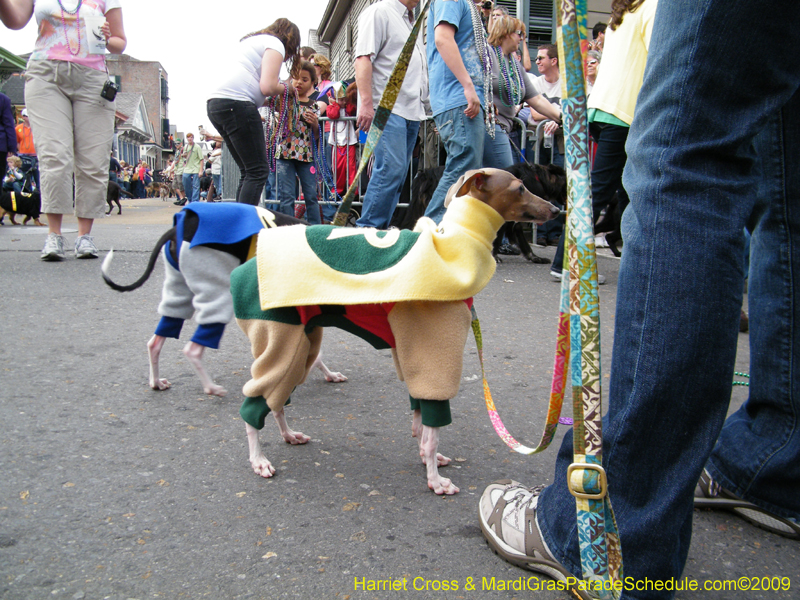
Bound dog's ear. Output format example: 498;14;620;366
445;170;488;207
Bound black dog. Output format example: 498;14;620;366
106;180;134;215
389;163;566;265
389;165;445;230
496;162;567;263
0;189;43;226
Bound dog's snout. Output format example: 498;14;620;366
551;204;561;214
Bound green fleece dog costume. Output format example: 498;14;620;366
231;196;503;431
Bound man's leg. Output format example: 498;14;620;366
424;107;485;224
357;113;419;229
535;0;800;590
705;99;800;525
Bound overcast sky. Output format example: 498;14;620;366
2;1;331;138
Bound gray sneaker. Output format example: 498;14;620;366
74;234;99;259
41;233;67;261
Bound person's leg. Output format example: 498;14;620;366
191;172;201;203
71;65;115;255
357;114;418;229
24;60;75;240
482;125;513;169
424;107;485;224
276;159;298;218
705;98;800;524
182;173;194;203
552;123;629;275
533;0;800;591
208;99;268;205
296;161;321;225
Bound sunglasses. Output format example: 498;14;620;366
515;30;523;36
587;60;598;65
535;56;549;61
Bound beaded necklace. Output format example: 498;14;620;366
494;46;523;107
310;124;342;204
265;82;297;170
58;0;83;56
464;0;495;137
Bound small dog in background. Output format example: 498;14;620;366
0;189;44;226
106;180;134;215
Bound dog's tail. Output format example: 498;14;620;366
119;188;134;198
101;227;176;292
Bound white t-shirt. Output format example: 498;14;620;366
209;34;285;107
30;0;122;71
355;0;428;121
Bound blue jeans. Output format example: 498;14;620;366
536;0;800;596
424;106;485;224
320;142;338;223
207;98;268;206
182;172;200;203
357;113;420;229
276;158;321;225
482;124;513;170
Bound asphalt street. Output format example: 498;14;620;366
1;197;796;600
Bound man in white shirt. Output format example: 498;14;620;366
527;43;564;245
355;0;428;229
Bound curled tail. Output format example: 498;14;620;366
102;227;176;292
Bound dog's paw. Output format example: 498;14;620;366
203;384;227;397
526;254;551;264
150;378;171;391
428;476;459;495
251;456;276;478
421;452;452;467
323;370;348;383
282;430;310;445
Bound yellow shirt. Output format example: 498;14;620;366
587;0;658;126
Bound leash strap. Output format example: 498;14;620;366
557;0;622;594
476;0;623;595
332;0;432;226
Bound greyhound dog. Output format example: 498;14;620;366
101;203;346;397
231;169;560;495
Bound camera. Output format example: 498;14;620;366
100;79;119;101
481;1;493;9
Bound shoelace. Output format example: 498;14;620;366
504;484;546;524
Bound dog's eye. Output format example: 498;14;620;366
518;185;525;195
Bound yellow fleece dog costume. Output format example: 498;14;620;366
231;196;503;430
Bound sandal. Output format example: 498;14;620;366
479;480;594;600
694;469;800;540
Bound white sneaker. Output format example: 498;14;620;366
41;233;67;261
74;234;99;259
595;234;609;248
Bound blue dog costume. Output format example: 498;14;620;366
153;202;291;349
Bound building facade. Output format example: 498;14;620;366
316;0;612;82
106;55;171;170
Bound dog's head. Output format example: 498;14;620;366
503;162;567;208
444;168;560;224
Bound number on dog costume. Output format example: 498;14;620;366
305;226;420;274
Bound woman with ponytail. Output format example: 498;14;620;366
206;18;301;205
